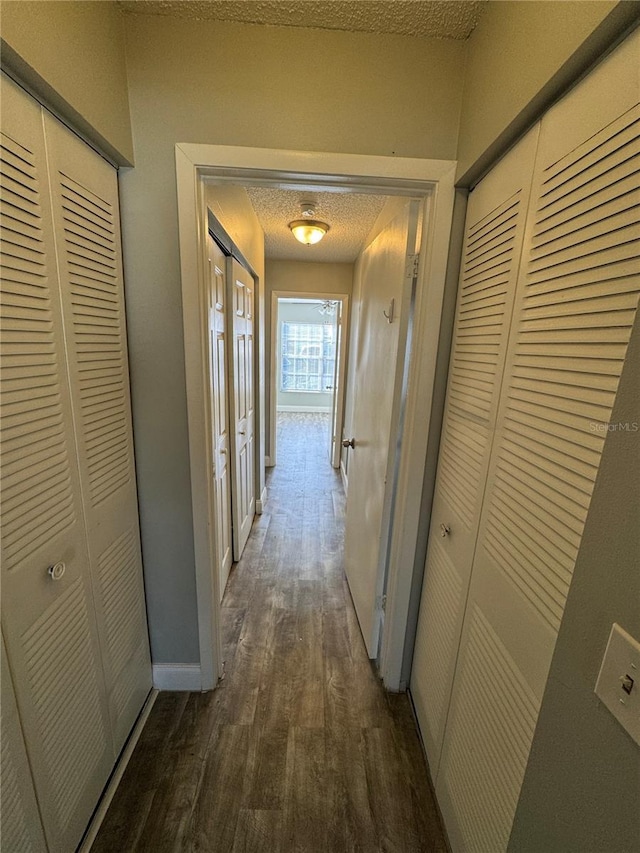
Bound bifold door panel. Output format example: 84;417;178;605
410;127;539;769
411;29;640;853
1;637;48;852
0;73;151;851
44;111;152;756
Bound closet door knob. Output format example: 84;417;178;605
48;562;66;581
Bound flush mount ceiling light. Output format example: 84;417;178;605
288;201;330;246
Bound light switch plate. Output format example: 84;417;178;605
595;623;640;746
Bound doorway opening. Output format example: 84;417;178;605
271;294;349;472
176;144;457;691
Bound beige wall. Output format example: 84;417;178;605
265;259;353;457
0;0;133;164
205;184;265;283
123;14;466;161
456;0;638;182
265;259;354;298
118;14;464;665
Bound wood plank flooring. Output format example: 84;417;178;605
92;413;447;852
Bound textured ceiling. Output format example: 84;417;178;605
244;186;387;262
118;1;486;40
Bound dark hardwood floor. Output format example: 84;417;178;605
92;413;447;852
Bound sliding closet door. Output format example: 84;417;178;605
436;30;640;853
410;128;538;767
0;73;115;852
43;113;152;753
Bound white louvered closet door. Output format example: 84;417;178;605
43;112;152;754
436;30;640;853
1;634;47;853
410;128;539;768
0;73;115;852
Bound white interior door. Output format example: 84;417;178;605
343;201;419;656
207;235;232;599
228;257;255;560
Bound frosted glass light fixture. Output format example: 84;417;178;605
288;201;329;245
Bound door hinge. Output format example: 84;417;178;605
376;594;387;612
410;253;420;278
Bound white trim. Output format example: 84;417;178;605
256;486;268;514
176;147;222;690
368;199;423;660
176;144;456;187
379;174;457;690
152;664;203;691
265;455;273;467
175;143;456;693
278;389;333;395
277;405;332;413
78;690;158;853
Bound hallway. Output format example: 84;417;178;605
92;413;447;852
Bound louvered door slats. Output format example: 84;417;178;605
504;409;602;471
441;606;539;853
411;129;540;782
1;74;117;852
491;471;582;549
540;110;639;194
537;173;639;238
432;35;640;853
534;189;639;245
62;171;131;504
532;206;639;257
1;639;48;853
44;111;151;754
0;131;77;573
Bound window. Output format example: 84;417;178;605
281;321;336;392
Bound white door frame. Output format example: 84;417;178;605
175;143;456;690
270;291;350;470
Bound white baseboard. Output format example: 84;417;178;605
340;459;348;493
265;455;273;467
152;664;202;691
256;486;268;514
277;405;332;413
78;689;158;852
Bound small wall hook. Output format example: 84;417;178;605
383;299;395;324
